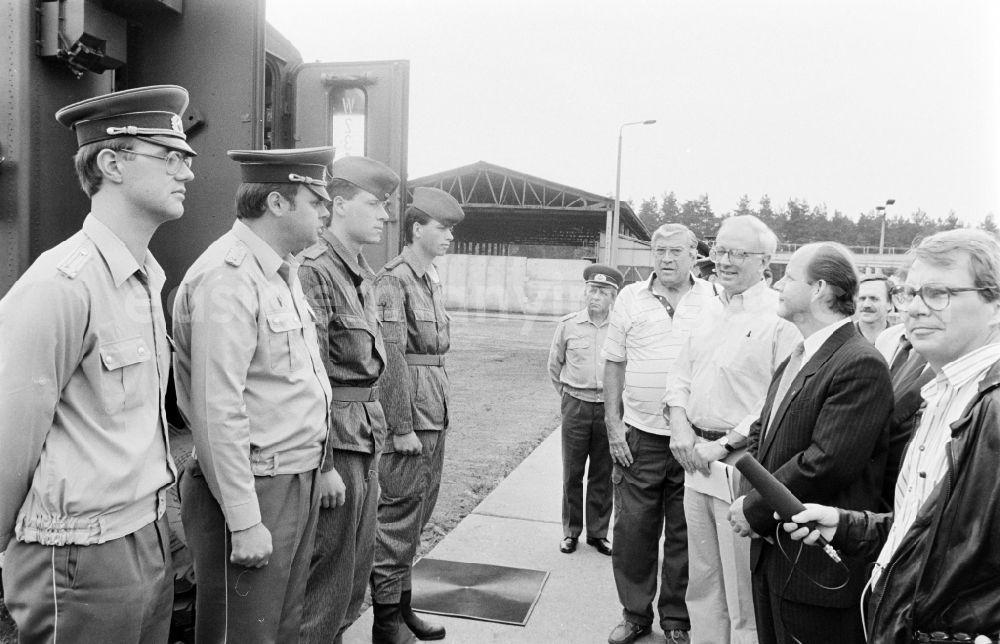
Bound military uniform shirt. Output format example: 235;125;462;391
548;308;610;403
375;245;451;438
0;216;174;548
299;229;387;455
173;220;331;532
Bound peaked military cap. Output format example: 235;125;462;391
410;187;465;226
584;264;624;291
330;156;400;200
227;146;335;201
55;85;196;155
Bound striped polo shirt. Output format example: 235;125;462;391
602;274;717;435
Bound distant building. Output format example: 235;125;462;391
408;161;649;261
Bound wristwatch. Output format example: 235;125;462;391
717;435;737;453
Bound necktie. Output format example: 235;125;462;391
766;342;805;436
889;336;912;377
893;349;929;391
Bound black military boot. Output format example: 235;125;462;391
399;590;446;641
372;600;417;644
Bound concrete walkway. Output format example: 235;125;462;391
343;429;670;643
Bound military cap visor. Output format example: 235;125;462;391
410;187;465;227
228;147;336;201
330;156;400;201
55;85;196;155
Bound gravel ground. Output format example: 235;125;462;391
417;312;561;555
0;312;563;642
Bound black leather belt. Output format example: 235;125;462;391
692;425;727;441
330;386;377;402
405;354;445;367
914;631;997;643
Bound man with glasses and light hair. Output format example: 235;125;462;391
0;85;195;642
666;216;800;644
782;229;1000;643
603;223;717;644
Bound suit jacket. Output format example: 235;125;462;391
744;322;892;608
880;350;934;511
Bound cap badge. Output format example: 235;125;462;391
594;274;609;283
171;114;184;133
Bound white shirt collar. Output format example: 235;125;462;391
802;317;852;365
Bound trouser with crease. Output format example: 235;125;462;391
611;425;690;631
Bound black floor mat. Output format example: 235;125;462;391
409;558;550;626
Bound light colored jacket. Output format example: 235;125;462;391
0;216;175;548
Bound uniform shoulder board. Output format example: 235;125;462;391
225;244;248;267
558;311;576;322
55;246;93;279
382;255;405;272
300;241;327;261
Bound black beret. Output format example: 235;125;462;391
411;187;464;226
330;156;400;200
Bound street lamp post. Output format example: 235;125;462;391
608;119;657;265
877;198;896;256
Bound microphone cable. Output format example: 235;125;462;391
774;523;853;644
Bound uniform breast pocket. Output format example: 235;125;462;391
566;337;593;367
266;309;304;373
99;336;152;413
412;307;437;337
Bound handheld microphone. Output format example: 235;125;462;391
734;453;842;563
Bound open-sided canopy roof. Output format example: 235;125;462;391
408;161;650;241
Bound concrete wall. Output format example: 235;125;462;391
437;255;589;316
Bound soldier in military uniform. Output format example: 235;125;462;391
172;147;340;643
369;187;465;642
298;155;400;643
547;264;623;557
0;85;195;642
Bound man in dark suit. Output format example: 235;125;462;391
727;243;892;644
878;332;934;511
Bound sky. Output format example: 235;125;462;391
267;0;999;225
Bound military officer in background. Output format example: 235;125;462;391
299;156;400;643
369;187;465;643
548;264;624;557
172;147;340;643
0;86;195;642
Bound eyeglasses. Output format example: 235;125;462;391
652;246;690;259
121;149;193;175
709;247;766;264
890;283;990;311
